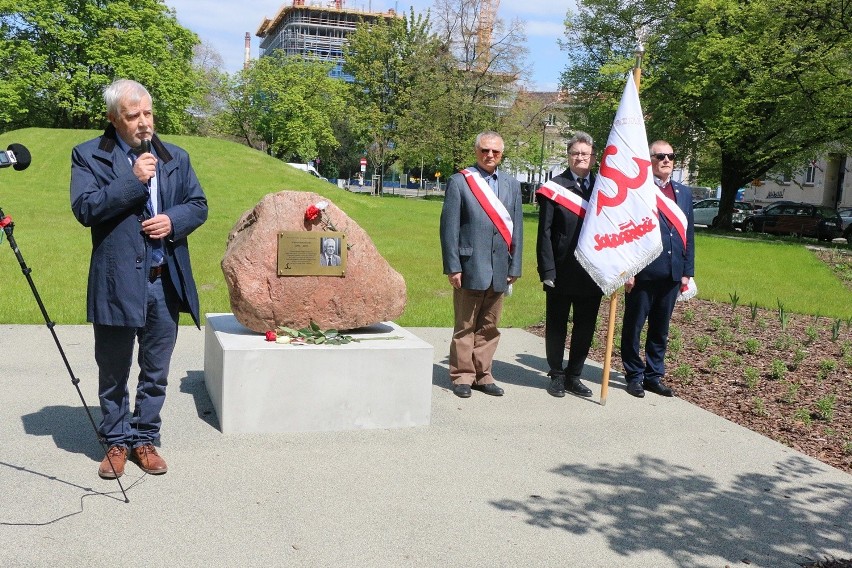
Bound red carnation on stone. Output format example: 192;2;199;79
305;205;320;222
265;330;277;341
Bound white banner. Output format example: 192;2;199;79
574;76;662;295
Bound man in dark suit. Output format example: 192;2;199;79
440;131;523;398
536;131;603;398
320;238;342;266
71;79;208;478
621;140;695;398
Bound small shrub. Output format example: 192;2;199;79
790;347;806;371
667;336;683;358
793;408;813;426
782;380;800;404
773;334;794;351
752;397;768;417
707;355;722;371
731;314;742;329
743;367;760;389
805;325;818;345
694;335;712;352
816;359;838;381
683;309;695;324
709;316;724;332
673;364;694;383
717;327;734;346
841;342;852;368
814;394;836;421
770;359;787;381
744;338;761;355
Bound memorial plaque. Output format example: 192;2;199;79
277;231;346;276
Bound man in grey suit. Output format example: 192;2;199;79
71;79;208;478
439;131;523;398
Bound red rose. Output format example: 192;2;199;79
305;205;320;221
265;330;277;341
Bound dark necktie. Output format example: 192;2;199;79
578;177;587;194
129;149;164;266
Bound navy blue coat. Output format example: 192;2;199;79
70;127;208;328
636;180;695;282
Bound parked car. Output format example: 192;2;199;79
691;199;750;228
839;207;852;243
741;202;843;241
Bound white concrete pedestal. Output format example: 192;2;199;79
203;314;433;433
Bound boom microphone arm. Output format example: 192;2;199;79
0;168;129;502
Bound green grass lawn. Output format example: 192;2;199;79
0;128;849;328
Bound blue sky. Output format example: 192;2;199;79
164;0;575;91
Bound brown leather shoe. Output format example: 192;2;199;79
98;445;128;479
131;444;168;475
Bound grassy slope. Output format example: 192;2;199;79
0;128;848;328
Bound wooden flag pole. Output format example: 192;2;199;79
600;48;644;406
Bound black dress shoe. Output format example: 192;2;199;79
567;376;593;397
547;373;566;397
453;384;472;398
626;380;645;398
471;383;504;396
643;379;674;397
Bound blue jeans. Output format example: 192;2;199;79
94;276;179;447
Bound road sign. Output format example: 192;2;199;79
360;158;367;166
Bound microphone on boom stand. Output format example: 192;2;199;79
0;145;130;502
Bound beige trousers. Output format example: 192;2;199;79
449;286;504;385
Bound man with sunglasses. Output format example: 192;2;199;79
440;131;523;398
621;140;695;398
535;131;603;398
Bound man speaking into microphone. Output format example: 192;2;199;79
70;79;208;479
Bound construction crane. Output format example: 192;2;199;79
476;0;500;70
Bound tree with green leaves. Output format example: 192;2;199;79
427;0;529;170
187;40;228;137
343;9;438;185
219;52;347;164
0;0;199;133
561;0;852;228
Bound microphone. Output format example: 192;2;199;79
1;144;31;171
136;138;152;156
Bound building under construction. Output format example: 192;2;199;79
255;0;398;81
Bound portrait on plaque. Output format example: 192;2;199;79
278;231;346;276
319;237;342;267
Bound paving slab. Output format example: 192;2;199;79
0;324;849;568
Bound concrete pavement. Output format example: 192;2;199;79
0;323;849;567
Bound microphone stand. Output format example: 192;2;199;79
0;205;129;503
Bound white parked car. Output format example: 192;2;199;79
691;199;750;228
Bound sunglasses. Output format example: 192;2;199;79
652;152;676;161
479;148;503;156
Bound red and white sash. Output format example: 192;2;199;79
461;168;514;251
535;179;588;218
654;184;688;249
